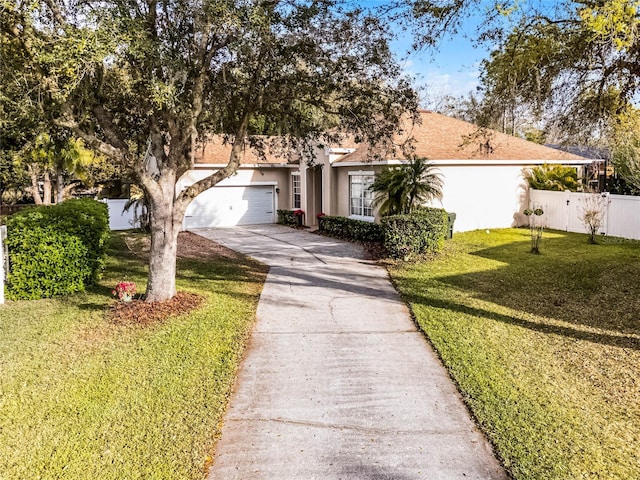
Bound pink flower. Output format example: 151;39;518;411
113;281;137;300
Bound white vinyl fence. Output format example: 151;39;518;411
529;190;640;240
104;199;142;231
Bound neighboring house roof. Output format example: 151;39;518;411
194;137;299;167
545;144;609;160
334;110;593;166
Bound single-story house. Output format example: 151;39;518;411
178;110;596;232
176;141;300;229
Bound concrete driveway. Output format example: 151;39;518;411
194;225;507;480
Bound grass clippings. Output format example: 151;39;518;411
389;228;640;480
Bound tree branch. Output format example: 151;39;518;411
55;105;125;161
42;0;67;28
90;104;129;151
174;116;250;217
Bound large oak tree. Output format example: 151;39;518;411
1;0;417;301
406;1;640;185
407;1;640;135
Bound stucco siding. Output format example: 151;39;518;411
433;165;528;232
331;164;529;232
333;166;386;219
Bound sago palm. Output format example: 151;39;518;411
525;164;581;191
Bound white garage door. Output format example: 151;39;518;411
183;185;275;229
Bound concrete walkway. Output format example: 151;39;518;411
194;225;507;480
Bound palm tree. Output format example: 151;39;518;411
370;157;443;215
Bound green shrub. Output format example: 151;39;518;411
318;215;383;242
382;207;448;259
5;199;110;299
277;209;296;226
44;199;110;283
6;227;90;300
525;164;582;191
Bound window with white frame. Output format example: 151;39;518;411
292;173;301;209
349;174;374;217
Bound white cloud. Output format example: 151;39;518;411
422;68;480;98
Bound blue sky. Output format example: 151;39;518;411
358;1;501;105
392;30;492;105
391;14;495;105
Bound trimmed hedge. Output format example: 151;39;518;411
277;209;296;226
382;207;449;259
318;215;383;242
6;199;110;299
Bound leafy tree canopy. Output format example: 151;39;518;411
612;106;640;191
408;1;640;141
406;1;640;191
1;0;418;301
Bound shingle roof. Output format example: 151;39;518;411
334;110;591;164
194;137;299;165
545;144;609;160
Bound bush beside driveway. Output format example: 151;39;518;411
389;228;640;479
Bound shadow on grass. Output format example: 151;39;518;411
436;233;640;337
410;293;640;351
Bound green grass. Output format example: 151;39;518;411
0;232;267;480
389;228;640;479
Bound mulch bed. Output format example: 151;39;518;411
109;291;205;326
176;231;242;260
123;231;241;261
110;232;237;325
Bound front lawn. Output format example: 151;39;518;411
389;229;640;479
0;232;267;480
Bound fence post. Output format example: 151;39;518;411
564;190;571;232
602;192;611;236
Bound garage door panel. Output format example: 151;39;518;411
183;186;274;229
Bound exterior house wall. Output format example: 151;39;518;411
177;167;293;229
434;165;529;232
332;166;386;220
330;164;530;232
177;168;292;205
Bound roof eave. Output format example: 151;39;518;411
194;163;300;169
332;158;597;167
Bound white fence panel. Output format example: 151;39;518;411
530;190;640;240
567;192;590;234
530;190;568;231
104;199;141;231
606;194;640;240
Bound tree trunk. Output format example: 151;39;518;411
43;171;52;205
144;180;182;302
29;167;43;205
56;172;65;203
